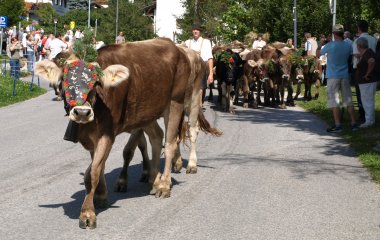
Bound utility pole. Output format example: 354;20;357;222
88;0;91;28
293;0;297;49
115;0;119;41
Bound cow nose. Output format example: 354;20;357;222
74;108;91;117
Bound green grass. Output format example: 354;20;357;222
297;85;380;185
0;74;46;107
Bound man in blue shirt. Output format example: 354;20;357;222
319;24;359;132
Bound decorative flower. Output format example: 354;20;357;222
69;100;76;106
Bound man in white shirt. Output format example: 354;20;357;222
46;34;67;60
185;23;214;105
252;34;266;50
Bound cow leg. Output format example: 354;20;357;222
221;82;227;110
227;84;234;113
114;129;148;192
294;80;302;100
172;141;183;173
314;78;320;99
286;82;295;106
186;87;201;174
139;122;164;196
156;102;184;198
242;75;250;108
80;136;113;229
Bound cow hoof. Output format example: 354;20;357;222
314;94;319;99
139;172;149;183
172;158;183;173
114;179;128;192
79;218;96;229
186;165;198;174
79;212;97;229
252;102;258;109
149;172;161;195
155;188;171;198
56;96;62;101
243;103;248;108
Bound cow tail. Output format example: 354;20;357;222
178;113;190;145
198;109;223;137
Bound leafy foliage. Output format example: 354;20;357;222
178;0;380;46
0;0;24;27
72;28;98;63
61;0;155;44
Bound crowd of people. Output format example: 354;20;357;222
2;26;110;80
312;20;380;131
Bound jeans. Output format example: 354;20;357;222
9;59;20;79
26;50;35;72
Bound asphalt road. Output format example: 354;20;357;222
0;79;379;240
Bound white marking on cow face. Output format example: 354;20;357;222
69;102;94;124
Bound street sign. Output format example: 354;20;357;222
70;21;75;30
0;16;8;28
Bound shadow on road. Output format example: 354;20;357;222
38;158;184;220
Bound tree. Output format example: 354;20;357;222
0;0;24;27
61;0;155;44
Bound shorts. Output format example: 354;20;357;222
327;78;353;108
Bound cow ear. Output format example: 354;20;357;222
248;60;257;68
34;60;62;86
100;64;130;87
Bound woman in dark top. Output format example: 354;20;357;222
356;37;377;128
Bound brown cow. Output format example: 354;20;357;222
35;38;220;229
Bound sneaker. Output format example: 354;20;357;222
326;125;342;133
351;123;359;131
359;122;374;128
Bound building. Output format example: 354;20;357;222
144;0;185;42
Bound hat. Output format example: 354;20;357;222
192;23;203;31
332;24;344;33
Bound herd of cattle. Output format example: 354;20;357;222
34;37;323;229
213;41;323;113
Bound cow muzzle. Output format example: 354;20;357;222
69;102;94;124
282;74;289;80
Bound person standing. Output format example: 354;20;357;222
304;32;318;56
355;37;377;128
344;31;353;45
185;23;214;105
115;32;125;44
45;34;67;60
318;24;358;132
25;34;36;72
252;34;266;50
352;20;377;123
9;37;22;79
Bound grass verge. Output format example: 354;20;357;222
297;85;380;185
0;74;46;107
